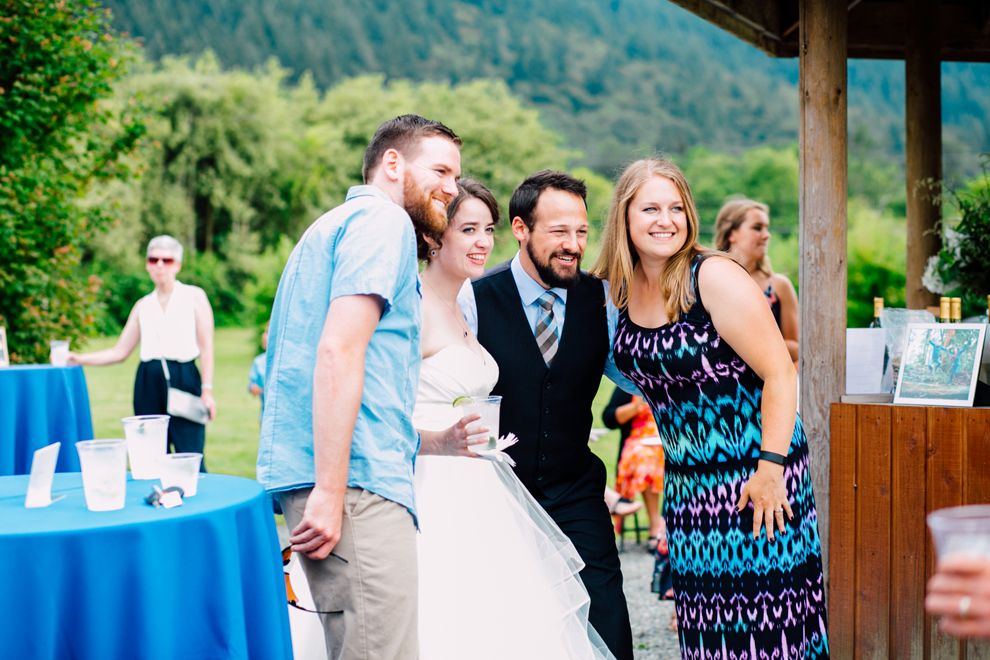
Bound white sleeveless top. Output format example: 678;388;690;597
138;281;201;362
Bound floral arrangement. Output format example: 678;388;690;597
922;160;990;315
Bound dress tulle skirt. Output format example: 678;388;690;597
415;454;615;660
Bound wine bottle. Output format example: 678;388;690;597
869;297;884;328
950;297;962;323
939;297;951;323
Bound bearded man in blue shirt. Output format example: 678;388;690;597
257;115;465;660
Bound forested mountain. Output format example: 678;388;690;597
104;0;990;176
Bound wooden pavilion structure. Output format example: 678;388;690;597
661;1;990;658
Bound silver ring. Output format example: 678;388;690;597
960;595;972;619
774;508;784;514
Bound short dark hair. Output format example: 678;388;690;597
419;179;501;260
362;114;462;183
508;170;587;231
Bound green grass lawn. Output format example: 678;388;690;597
83;326;626;499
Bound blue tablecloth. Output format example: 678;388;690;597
0;473;292;660
0;365;93;475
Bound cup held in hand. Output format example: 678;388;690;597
927;505;990;561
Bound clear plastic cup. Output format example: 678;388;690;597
927;505;990;561
76;439;128;511
158;453;203;497
459;396;502;453
49;340;69;367
121;415;170;479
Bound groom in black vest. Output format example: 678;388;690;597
462;171;634;660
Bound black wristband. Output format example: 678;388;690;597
759;450;787;465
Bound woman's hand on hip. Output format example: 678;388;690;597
737;462;793;542
201;391;217;420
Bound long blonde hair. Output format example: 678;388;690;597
591;158;712;322
713;198;773;276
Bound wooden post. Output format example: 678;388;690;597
905;0;941;309
799;0;847;589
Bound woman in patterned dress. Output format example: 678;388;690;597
713;199;799;371
592;158;828;660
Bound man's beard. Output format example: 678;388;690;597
527;240;582;289
403;176;448;237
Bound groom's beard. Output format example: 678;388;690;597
527;241;582;289
403;176;448;237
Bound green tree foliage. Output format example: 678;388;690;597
0;0;146;363
100;0;990;178
87;55;572;328
678;144;800;228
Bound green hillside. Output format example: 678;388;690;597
102;0;989;177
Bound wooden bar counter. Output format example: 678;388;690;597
829;403;990;660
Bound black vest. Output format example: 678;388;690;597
473;262;609;499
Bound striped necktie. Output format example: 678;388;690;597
536;291;560;366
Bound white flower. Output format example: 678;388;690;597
922;254;959;294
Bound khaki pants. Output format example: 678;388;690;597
280;487;419;660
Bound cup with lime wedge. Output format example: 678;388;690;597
453;395;501;453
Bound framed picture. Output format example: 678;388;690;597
0;327;8;368
894;323;987;407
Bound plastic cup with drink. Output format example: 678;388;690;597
927;505;990;561
158;452;203;497
453;396;501;453
75;439;128;511
121;415;170;479
49;340;70;367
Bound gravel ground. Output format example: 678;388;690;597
618;542;681;660
278;522;680;659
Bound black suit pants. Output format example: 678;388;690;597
536;455;634;660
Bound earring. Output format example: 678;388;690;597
430;249;436;257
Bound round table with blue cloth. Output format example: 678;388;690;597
0;473;292;660
0;365;93;475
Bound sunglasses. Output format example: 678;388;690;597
282;546;341;614
147;257;175;265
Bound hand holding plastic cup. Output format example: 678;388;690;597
927;505;990;561
49;340;70;367
158;453;203;497
76;439;128;511
121;415;170;479
456;396;502;453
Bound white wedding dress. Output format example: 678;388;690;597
413;345;615;660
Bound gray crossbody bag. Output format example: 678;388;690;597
155;321;210;425
160;357;211;425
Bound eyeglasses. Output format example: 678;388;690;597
282;546;340;614
147;257;175;265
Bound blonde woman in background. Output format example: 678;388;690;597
714;199;799;368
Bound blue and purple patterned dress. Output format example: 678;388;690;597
612;255;828;660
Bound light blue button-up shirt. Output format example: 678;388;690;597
459;252;637;394
257;185;422;519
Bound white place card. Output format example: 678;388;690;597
25;443;66;508
846;328;887;395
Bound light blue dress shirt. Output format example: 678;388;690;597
257;185;422;520
458;252;637;394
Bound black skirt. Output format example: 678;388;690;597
133;359;207;471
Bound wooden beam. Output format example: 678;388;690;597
905;0;942;310
664;0;784;57
799;0;847;593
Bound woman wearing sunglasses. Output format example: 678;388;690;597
68;235;217;467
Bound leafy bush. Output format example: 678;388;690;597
0;0;146;362
923;162;990;317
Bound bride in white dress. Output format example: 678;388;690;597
413;179;614;660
